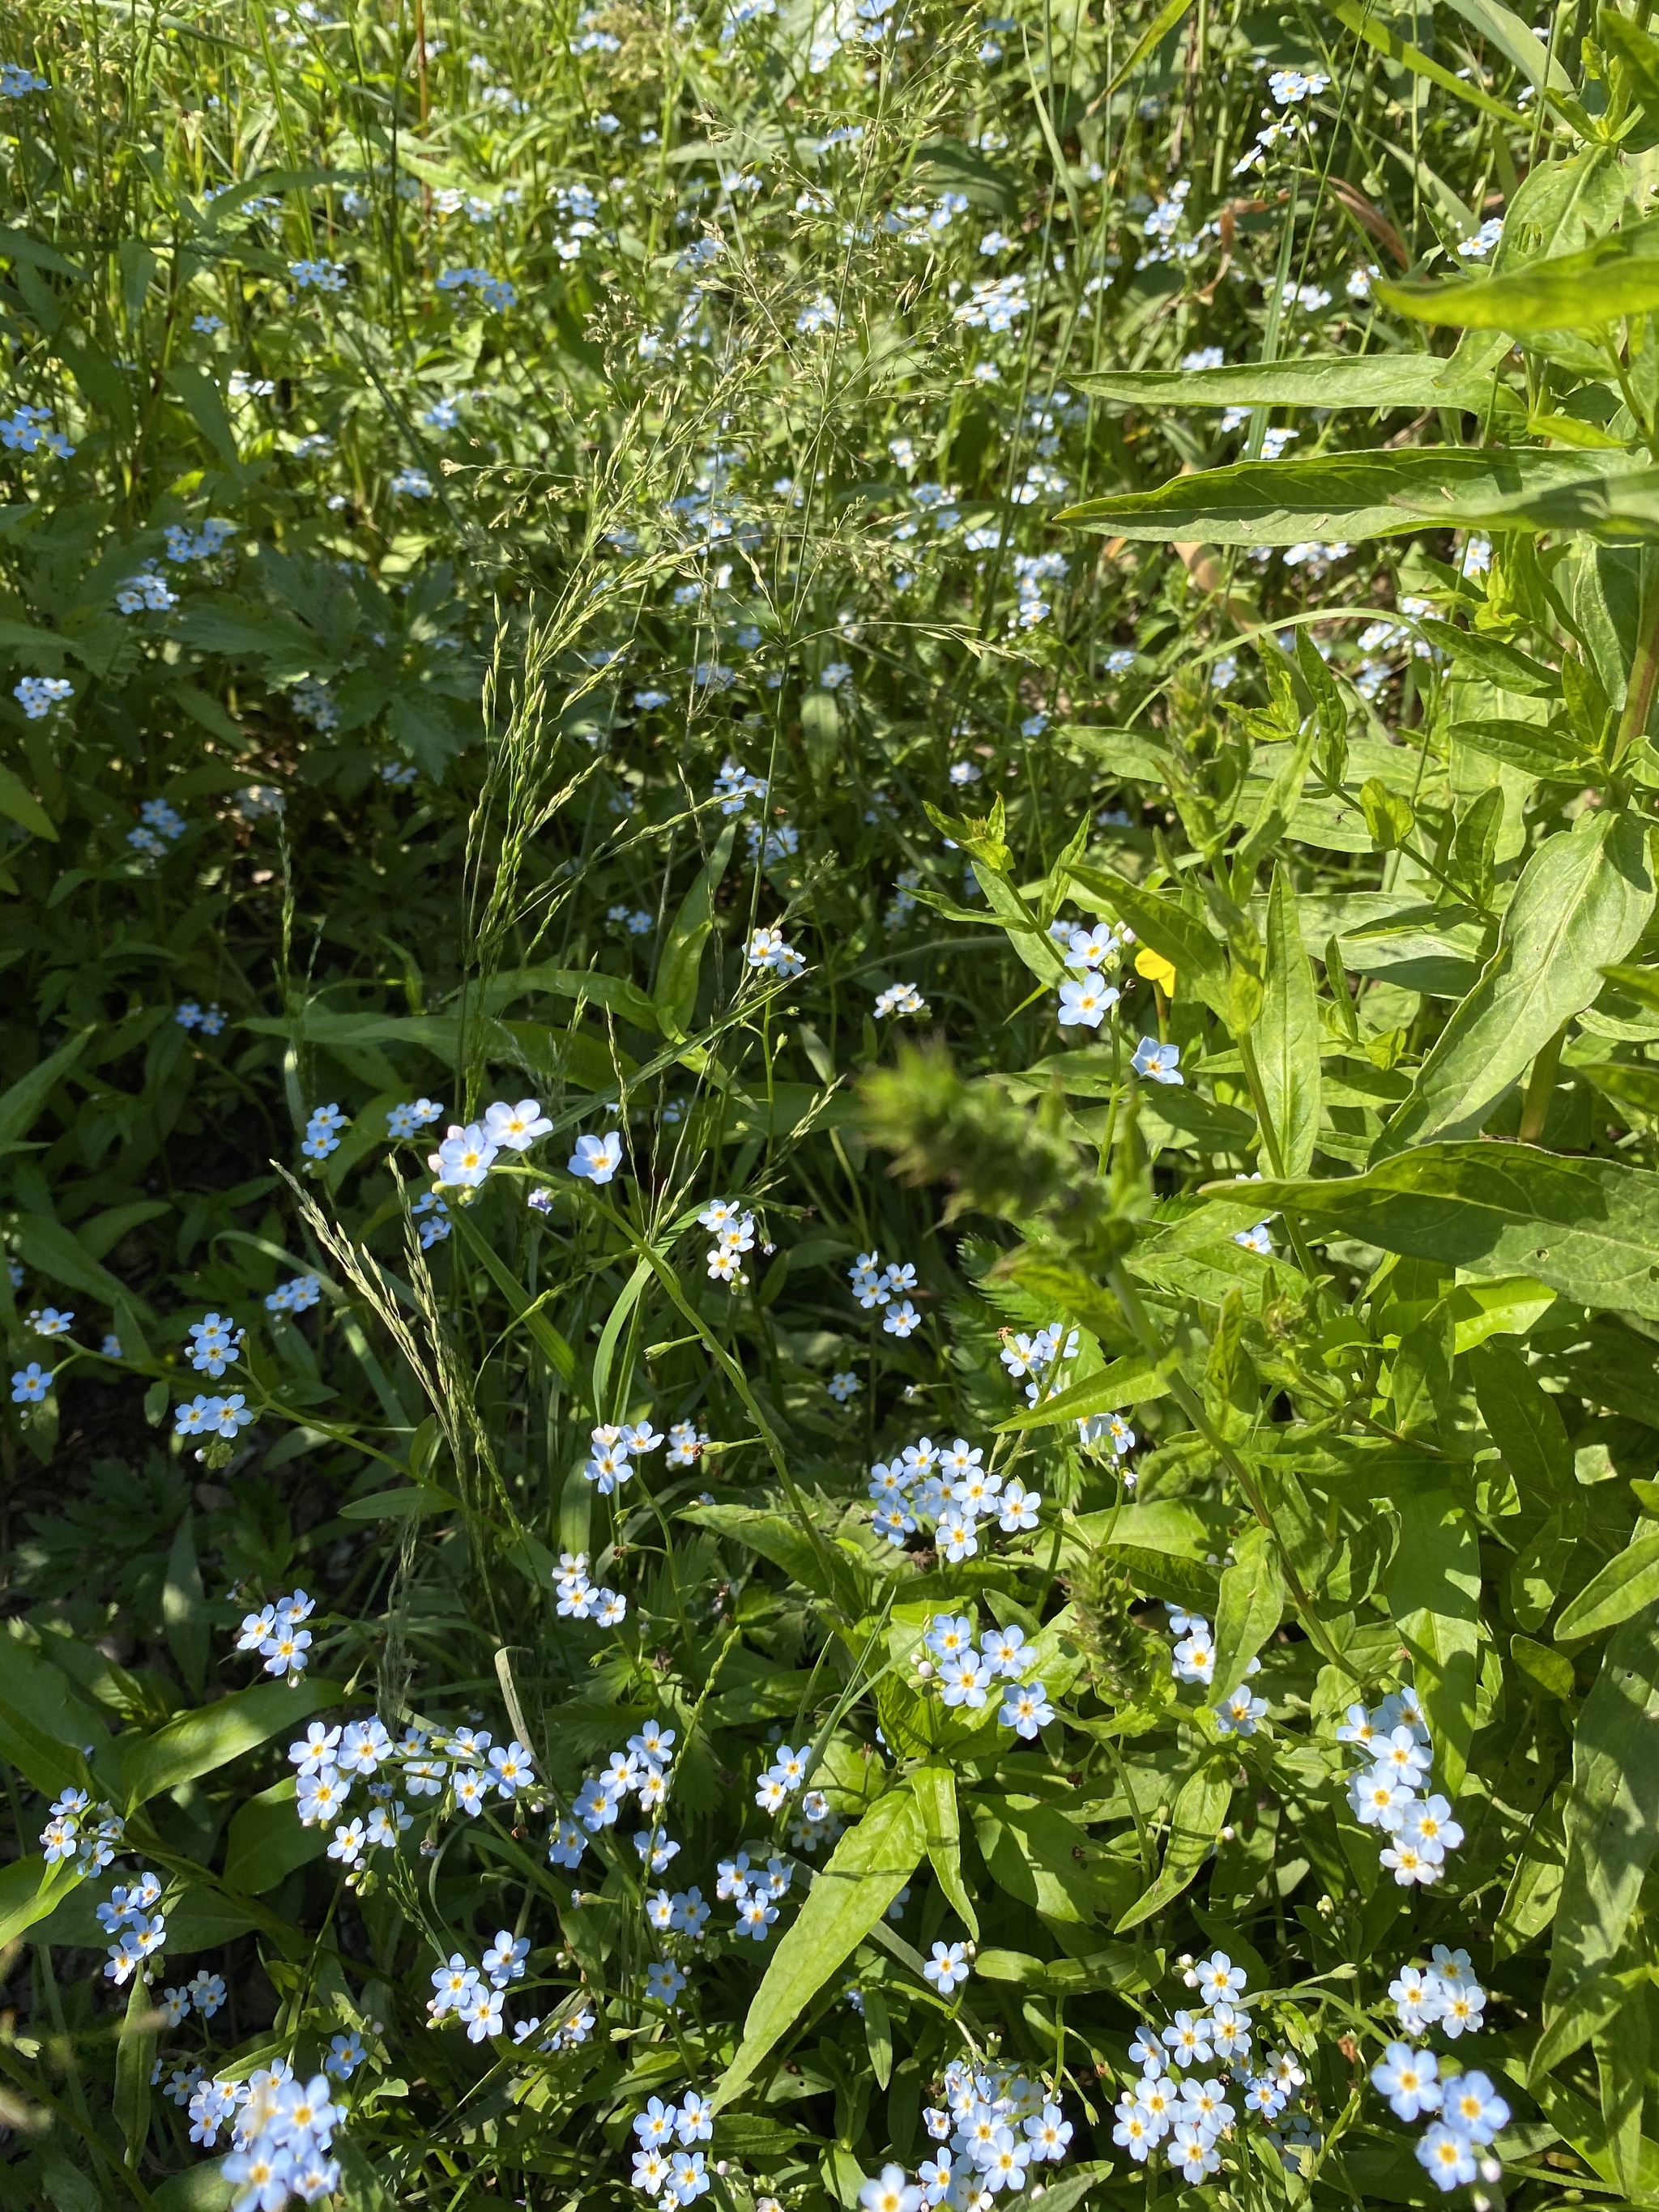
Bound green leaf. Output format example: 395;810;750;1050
0;761;57;841
911;1762;976;1938
655;824;735;1040
1455;717;1591;777
1073;353;1495;411
1512;1631;1576;1699
1058;725;1172;782
450;1208;577;1383
0;1029;92;1145
1380;815;1654;1153
0;1852;79;1948
1555;1533;1659;1643
113;1967;155;2169
1327;0;1528;122
11;1213;154;1314
969;1793;1102;1924
1546;1607;1659;2011
477;964;659;1034
0;226;84;279
336;1485;458;1521
994;1351;1175;1433
113;1677;347;1812
1068;863;1230;1022
1378;212;1659;331
1256;867;1320;1178
1218;1140;1659;1322
1115;1756;1232;1930
162;1514;207;1698
1209;1524;1285;1705
682;1503;873;1618
1057;448;1626;547
714;1784;924;2109
223;1777;331;1894
1600;6;1659;119
151;2161;235;2212
1416;618;1562;697
164;363;241;473
1385;1481;1482;1798
1472;1340;1574;1506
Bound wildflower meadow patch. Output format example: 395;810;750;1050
2;0;1659;2207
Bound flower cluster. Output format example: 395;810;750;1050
301;1101;349;1161
873;981;927;1017
38;1789;128;1877
998;1319;1077;1407
697;1197;757;1286
235;1588;315;1678
95;1868;169;1986
116;569;179;613
627;2091;715;2201
387;1096;444;1139
905;2059;1071;2198
574;1720;676;1845
127;796;188;857
580;1416;663;1494
265;1273;322;1315
848;1250;922;1336
176;999;227;1034
429;1933;531;2039
174;1390;256;1444
219;2063;345;2205
1339;1690;1465;1884
1165;1608;1269;1736
745;924;805;978
164;518;236;562
554;1549;628;1623
430;1097;553;1188
1112;1954;1314;2180
186;1310;245;1376
436;265;518;310
2;404;72;457
1372;1953;1508;2193
915;1613;1054;1737
867;1437;1039;1561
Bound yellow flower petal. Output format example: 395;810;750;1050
1135;946;1177;997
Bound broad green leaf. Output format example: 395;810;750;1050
0;1635;109;1797
1529;1971;1631;2086
0;1852;79;1948
1115;1756;1232;1931
1472;1340;1574;1505
911;1762;976;1937
1378;812;1653;1153
682;1502;873;1618
476;963;660;1034
1209;1524;1285;1705
1455;718;1591;777
0;762;57;841
224;1777;331;1894
1073;354;1495;411
165;363;241;473
715;1784;924;2109
1058;725;1171;782
1385;1481;1482;1798
1216;1141;1659;1322
1379;212;1659;332
113;1677;347;1811
1511;1632;1575;1699
151;2161;235;2212
11;1213;154;1314
1397;464;1659;544
970;859;1069;984
969;1793;1102;1924
1415;618;1561;697
1057;449;1625;547
1555;1534;1659;1643
994;1351;1175;1433
1068;863;1230;1021
1256;867;1320;1178
655;823;734;1039
1546;1606;1659;2009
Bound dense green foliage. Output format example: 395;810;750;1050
6;0;1659;2208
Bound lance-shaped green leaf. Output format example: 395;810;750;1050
1200;1141;1659;1323
1256;868;1320;1178
1555;1534;1659;1643
1073;354;1495;411
714;1783;924;2109
1472;1340;1574;1507
1395;465;1659;544
1068;863;1229;1021
1376;811;1654;1155
970;1794;1105;1924
1328;0;1528;122
1378;212;1659;331
995;1351;1175;1433
1057;449;1625;547
655;822;735;1039
1209;1525;1285;1707
1116;1756;1233;1930
1545;1607;1659;2013
1385;1480;1483;1798
0;1853;79;1950
113;1677;348;1812
911;1762;977;1938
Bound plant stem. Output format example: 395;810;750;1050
1516;1020;1569;1146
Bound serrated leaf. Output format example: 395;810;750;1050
1376;812;1654;1154
1057;449;1625;546
714;1784;924;2109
